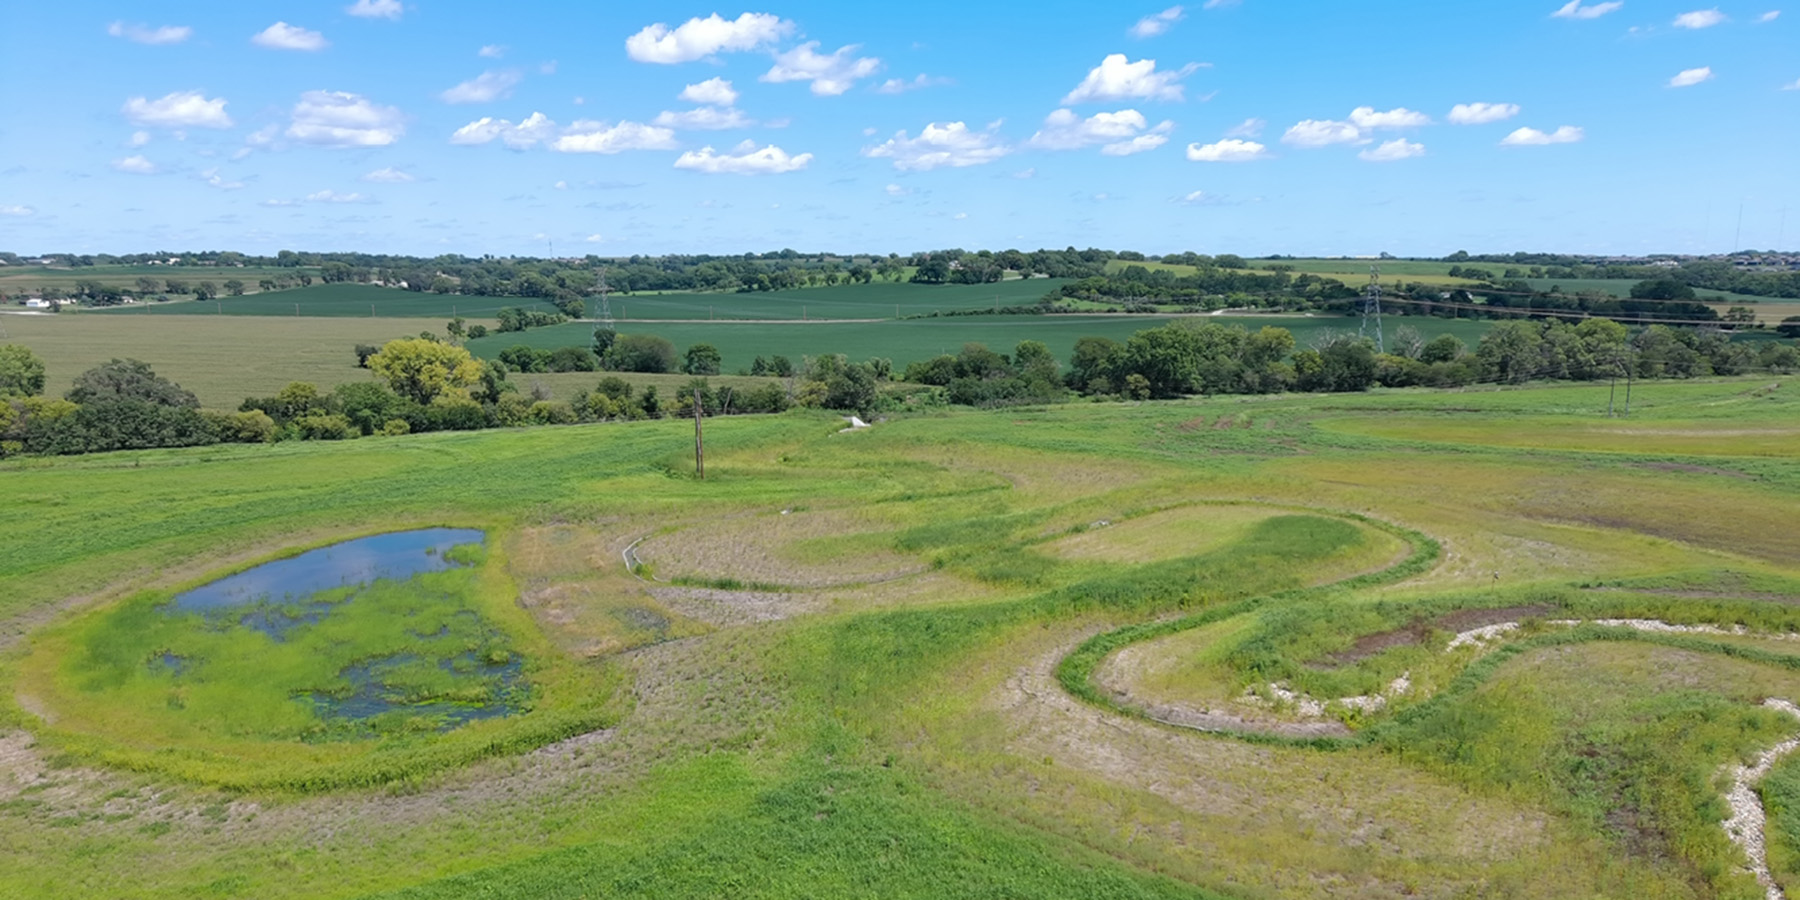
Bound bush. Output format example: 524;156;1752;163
0;344;47;396
549;346;599;373
293;413;355;441
204;409;276;443
527;400;577;425
381;418;411;436
604;334;678;373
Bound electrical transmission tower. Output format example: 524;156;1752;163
595;265;614;329
1361;265;1385;354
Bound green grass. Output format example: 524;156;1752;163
92;284;566;319
3;379;1800;899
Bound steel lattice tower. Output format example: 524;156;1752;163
1361;265;1384;354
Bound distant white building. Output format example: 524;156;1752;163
24;298;51;309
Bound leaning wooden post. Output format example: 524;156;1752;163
693;387;705;479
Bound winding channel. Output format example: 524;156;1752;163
1055;511;1800;896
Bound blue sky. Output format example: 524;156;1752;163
0;0;1795;257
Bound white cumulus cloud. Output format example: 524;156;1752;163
876;74;952;94
1359;139;1425;162
122;91;233;129
1130;6;1186;38
478;44;506;58
1551;1;1625;19
108;22;192;45
865;122;1010;171
1669;66;1715;87
253;22;328;51
112;155;158;174
129;131;152;147
625;12;793;64
1673;8;1728;27
362;167;415;183
287;91;405;147
200;168;245;190
1064;54;1197;104
1;205;37;217
1027;108;1171;155
1760;11;1782;22
346;0;403;20
1500;125;1584;145
1349;106;1431;129
1186;139;1269;162
762;43;881;96
1282;119;1362;147
440;71;523;104
654;107;754;130
680;77;739;106
674;140;812;174
1448;102;1521;124
307;190;372;204
551;121;678;154
884;184;911;196
450;112;558;148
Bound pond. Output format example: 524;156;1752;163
153;528;525;733
172;528;487;612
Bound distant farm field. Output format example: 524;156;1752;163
90;284;566;319
0;264;309;292
1523;278;1776;306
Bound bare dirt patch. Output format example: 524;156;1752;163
649;586;826;625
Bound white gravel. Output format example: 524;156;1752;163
1723;698;1800;900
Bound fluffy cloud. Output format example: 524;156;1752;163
1027;108;1171;155
1551;1;1624;19
129;131;152;147
551;121;679;154
440;71;523;104
1669;66;1715;87
287;91;405;147
1281;119;1362;147
1064;54;1197;104
200;168;245;190
674;140;812;174
884;184;911;196
1500;125;1584;145
122;91;233;129
1359;139;1425;162
107;22;191;45
450;112;558;148
479;44;506;58
1673;8;1728;27
1349;106;1431;129
362;167;415;183
113;155;158;174
762;43;881;96
653;107;754;130
1761;11;1783;22
346;0;403;20
680;77;739;106
1129;6;1185;38
1224;118;1265;138
253;22;328;51
1185;139;1269;162
625;13;792;64
1447;102;1521;124
0;205;34;217
306;190;372;203
865;122;1010;171
876;74;951;94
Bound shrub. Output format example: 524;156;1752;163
293;413;355;441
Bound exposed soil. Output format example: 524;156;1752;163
648;586;827;625
1318;606;1556;667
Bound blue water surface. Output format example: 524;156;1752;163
171;528;485;612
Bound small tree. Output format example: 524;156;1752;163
683;343;722;376
365;338;483;405
67;359;198;408
0;345;47;397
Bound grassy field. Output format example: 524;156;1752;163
92;284;566;319
4;378;1800;899
0;264;311;294
469;313;1496;371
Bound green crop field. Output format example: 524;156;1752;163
1523;277;1777;306
5;377;1800;899
470;313;1496;371
92;283;567;319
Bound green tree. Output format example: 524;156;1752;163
366;338;483;405
0;345;47;397
224;279;246;297
67;359;198;408
604;334;678;373
683;343;723;376
1630;278;1696;301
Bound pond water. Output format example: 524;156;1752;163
171;528;486;612
158;528;524;732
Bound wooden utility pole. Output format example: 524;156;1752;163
693;387;705;479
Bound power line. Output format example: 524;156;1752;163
1360;265;1384;353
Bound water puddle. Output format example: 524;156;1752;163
172;528;485;613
